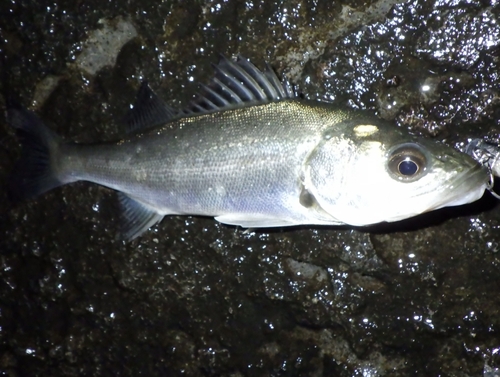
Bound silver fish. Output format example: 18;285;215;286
8;56;489;240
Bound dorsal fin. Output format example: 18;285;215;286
184;55;295;114
124;81;178;133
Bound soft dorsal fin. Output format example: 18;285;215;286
184;55;295;114
124;81;178;133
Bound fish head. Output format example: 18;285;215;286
303;122;489;226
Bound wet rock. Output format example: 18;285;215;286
1;0;500;375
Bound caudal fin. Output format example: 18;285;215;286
7;104;64;202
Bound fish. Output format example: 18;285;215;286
7;55;490;240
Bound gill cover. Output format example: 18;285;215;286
301;128;437;226
300;132;349;223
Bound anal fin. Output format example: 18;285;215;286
118;193;163;240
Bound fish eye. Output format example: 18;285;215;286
387;143;428;181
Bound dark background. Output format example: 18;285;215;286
1;0;500;375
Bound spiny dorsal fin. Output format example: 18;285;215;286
184;55;295;114
124;81;178;133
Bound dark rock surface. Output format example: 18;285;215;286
1;0;500;375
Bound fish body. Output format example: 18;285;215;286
8;56;489;239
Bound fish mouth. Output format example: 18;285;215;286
430;163;489;210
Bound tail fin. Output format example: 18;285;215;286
7;104;64;202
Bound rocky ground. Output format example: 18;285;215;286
1;0;500;375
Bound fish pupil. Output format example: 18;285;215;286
398;159;418;176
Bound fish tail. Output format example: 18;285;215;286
7;104;64;202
